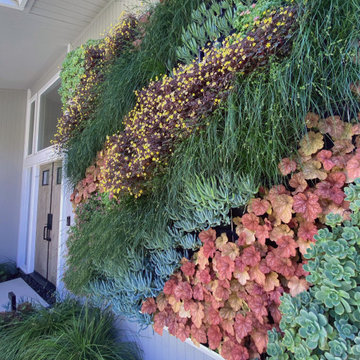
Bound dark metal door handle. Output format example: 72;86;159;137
43;225;51;241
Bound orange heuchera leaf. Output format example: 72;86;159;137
275;236;298;258
299;131;324;156
318;116;344;140
249;264;265;286
141;298;157;314
297;238;312;256
266;251;295;278
298;221;318;241
271;193;293;224
175;322;191;342
178;303;191;318
251;328;268;354
289;172;308;195
213;253;235;281
153;311;167;336
195;247;209;270
203;240;216;258
163;277;177;295
234;313;253;341
220;305;236;321
236;227;256;246
316;150;335;171
255;224;270;245
263;272;280;292
221;242;240;260
228;292;243;312
315;179;345;205
233;268;250;285
270;224;294;242
221;319;234;336
221;339;249;360
305;112;319;128
346;153;360;182
191;324;207;345
197;268;211;284
207;325;222;350
191;302;204;328
241;213;260;232
242;245;261;266
156;292;168;312
181;259;196;277
199;228;216;243
193;283;204;301
288;276;309;296
278;158;297;176
216;232;228;251
248;296;268;324
302;159;327;180
248;198;271;216
213;280;231;302
332;139;354;155
293;191;322;222
174;281;193;301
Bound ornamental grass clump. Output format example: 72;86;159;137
0;299;142;360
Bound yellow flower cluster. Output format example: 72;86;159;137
101;7;297;198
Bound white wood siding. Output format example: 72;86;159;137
0;89;27;262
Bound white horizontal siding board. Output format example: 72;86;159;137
36;0;99;18
31;2;95;22
30;7;89;27
72;0;159;47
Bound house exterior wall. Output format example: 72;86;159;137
0;89;27;262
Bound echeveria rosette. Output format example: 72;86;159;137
324;338;348;360
295;309;330;350
334;317;358;340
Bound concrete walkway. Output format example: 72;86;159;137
0;278;48;310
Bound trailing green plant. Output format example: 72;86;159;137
0;298;142;360
58;39;99;108
267;179;360;359
64;0;204;186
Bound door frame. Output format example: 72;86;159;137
17;74;73;291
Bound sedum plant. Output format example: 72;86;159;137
267;179;360;360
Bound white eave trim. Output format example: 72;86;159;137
0;0;28;11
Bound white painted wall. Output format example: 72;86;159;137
0;89;27;263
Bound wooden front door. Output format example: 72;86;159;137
35;161;62;286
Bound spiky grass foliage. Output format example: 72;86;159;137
65;0;204;186
0;299;142;360
271;0;360;122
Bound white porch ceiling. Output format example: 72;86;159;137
0;0;110;89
